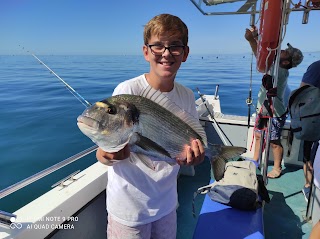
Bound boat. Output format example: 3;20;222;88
1;1;320;238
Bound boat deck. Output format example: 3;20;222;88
177;160;312;239
264;164;312;239
177;159;211;239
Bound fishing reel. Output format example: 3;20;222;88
246;97;253;106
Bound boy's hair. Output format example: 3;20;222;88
143;14;188;46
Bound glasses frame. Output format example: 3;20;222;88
146;44;185;56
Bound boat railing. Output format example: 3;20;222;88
190;0;259;16
0;145;98;226
190;0;320;23
0;145;98;200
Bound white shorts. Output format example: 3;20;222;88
107;210;177;239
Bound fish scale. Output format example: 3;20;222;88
131;96;202;159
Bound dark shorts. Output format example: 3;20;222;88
303;141;320;163
254;115;286;141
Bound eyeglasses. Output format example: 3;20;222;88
146;44;185;56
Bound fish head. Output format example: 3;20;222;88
77;97;140;152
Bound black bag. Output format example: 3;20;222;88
194;161;269;211
289;85;320;141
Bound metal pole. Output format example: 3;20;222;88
261;0;288;183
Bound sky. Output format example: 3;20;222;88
0;0;319;55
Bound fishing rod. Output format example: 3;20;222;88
196;87;233;146
31;54;92;108
246;51;254;129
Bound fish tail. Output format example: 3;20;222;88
208;145;246;181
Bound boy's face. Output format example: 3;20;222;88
143;34;189;80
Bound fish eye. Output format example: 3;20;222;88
107;106;116;114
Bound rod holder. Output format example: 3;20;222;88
302;9;310;24
214;85;219;99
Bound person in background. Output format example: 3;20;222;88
299;60;320;202
96;14;205;239
244;27;303;178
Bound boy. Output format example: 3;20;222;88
96;14;205;239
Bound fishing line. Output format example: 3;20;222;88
18;45;91;108
31;54;92;108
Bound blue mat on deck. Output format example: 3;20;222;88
193;179;264;239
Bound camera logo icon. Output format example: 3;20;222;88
9;217;22;229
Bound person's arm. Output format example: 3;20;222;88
300;81;311;87
245;27;258;57
310;221;320;239
96;145;130;166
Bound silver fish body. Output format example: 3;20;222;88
77;87;246;177
78;93;204;162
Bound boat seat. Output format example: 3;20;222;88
193;179;264;239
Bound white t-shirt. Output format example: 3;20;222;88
106;74;198;227
314;140;320;189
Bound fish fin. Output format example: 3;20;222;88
209;144;246;181
129;133;174;170
137;155;156;170
140;86;207;146
132;153;176;170
134;133;172;158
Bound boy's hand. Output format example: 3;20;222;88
96;145;130;165
177;139;205;166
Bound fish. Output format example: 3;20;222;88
77;86;246;179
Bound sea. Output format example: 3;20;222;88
0;53;319;213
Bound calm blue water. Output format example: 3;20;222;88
0;53;319;212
